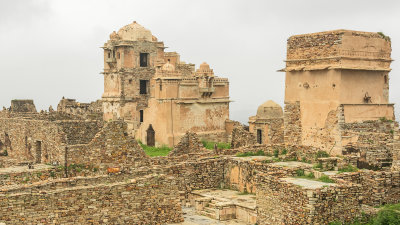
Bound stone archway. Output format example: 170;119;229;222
146;124;155;147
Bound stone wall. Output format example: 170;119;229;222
0;174;183;224
57;98;103;120
67;120;149;170
284;101;302;145
0;117;66;165
333;170;400;206
340;119;396;168
10;100;36;113
168;131;208;157
256;174;362;224
231;126;257;148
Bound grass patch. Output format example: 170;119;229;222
201;140;231;150
338;164;358;173
295;169;335;183
316;151;330;158
138;140;172;157
236;150;265;157
313;162;323;170
281;149;288;155
318;175;335;183
377;32;391;42
273;149;279;157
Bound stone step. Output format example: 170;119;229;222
204;206;218;214
200;210;218;220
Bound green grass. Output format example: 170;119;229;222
316;151;330;158
201;140;231;150
295;169;335;183
273;149;279;157
318;175;335;183
338;164;358;173
313;162;323;170
138;140;172;157
236;150;265;157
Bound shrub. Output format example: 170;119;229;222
338;164;358;173
316;151;329;158
296;169;305;177
273;149;279;157
281;149;287;155
313;163;323;170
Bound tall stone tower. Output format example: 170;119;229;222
102;21;230;146
283;30;394;157
102;21;166;130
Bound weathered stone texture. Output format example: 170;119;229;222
10;100;36;113
68;120;149;170
0;174;183;224
168;131;207;157
284;101;302;145
231;126;257;148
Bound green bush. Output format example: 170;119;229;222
296;169;305;177
273;149;279;157
313;162;323;169
316;151;330;158
281;149;287;155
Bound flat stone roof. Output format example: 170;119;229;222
272;161;313;168
281;177;336;189
191;189;256;210
0;164;53;175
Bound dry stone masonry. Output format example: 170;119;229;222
0;24;400;225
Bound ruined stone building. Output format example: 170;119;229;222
1;24;400;225
101;21;230;147
248;100;284;145
282;30;395;167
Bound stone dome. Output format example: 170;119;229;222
196;62;214;76
161;61;175;72
256;100;283;119
116;21;153;41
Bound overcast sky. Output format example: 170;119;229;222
0;0;399;123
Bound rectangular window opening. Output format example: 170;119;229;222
140;80;148;94
140;53;149;67
139;110;144;123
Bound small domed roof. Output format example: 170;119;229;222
256;100;283;119
116;21;153;41
196;62;214;76
161;61;175;71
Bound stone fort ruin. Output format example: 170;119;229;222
0;23;399;225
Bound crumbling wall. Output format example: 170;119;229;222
67;120;149;170
0;118;66;165
10;99;37;113
341;120;396;168
284;101;302;145
0;174;183;224
58;120;103;145
168;131;208;157
256;174;362;224
333;170;400;206
231;126;257;148
57;98;103;120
